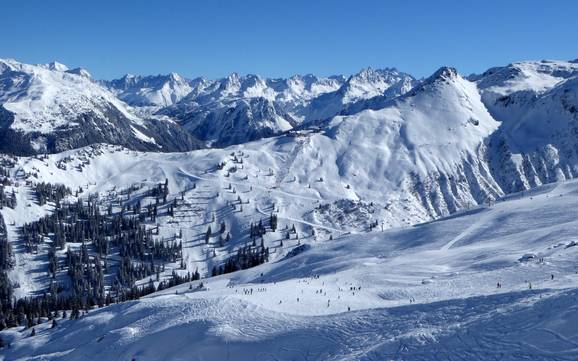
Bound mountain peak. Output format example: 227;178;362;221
47;61;69;72
169;72;183;82
430;66;458;81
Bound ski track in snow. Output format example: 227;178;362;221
439;206;495;251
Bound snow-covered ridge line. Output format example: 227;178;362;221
0;59;203;155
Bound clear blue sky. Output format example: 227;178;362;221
2;0;577;80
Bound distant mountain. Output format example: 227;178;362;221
4;57;578;163
164;96;297;147
0;59;202;155
103;73;197;107
157;68;414;146
301;67;416;122
156;73;335;146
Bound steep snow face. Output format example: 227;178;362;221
473;60;578;121
169;97;297;147
104;73;197;107
473;60;578;97
0;59;140;134
337;67;497;179
473;60;578;193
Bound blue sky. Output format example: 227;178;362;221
2;0;577;80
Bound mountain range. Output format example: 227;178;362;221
3;57;578;359
1;57;578;207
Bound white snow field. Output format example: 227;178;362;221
3;175;578;360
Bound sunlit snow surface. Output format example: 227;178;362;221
0;59;142;134
3;175;578;360
3;58;578;359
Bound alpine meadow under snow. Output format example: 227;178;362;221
1;57;578;360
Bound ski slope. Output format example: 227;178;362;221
3;177;578;360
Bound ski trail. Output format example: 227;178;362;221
273;137;308;188
440;207;495;251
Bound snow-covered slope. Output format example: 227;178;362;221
6;63;578;300
473;60;578;193
0;59;139;134
0;59;202;154
5;175;578;360
299;67;501;220
4;60;578;294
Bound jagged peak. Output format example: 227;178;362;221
351;66;401;81
0;58;18;72
168;72;184;82
226;72;241;82
429;66;459;81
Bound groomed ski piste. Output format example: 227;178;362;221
3;164;578;360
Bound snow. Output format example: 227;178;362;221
0;65;538;297
104;72;195;107
0;59;141;134
474;60;578;96
4;177;578;360
3;58;578;359
156;68;414;146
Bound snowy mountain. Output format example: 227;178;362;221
103;72;197;107
157;73;340;145
3;57;578;359
168;97;297;147
302;67;416;122
157;68;414;146
0;59;202;155
472;60;578;193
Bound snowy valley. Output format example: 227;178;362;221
1;57;578;360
